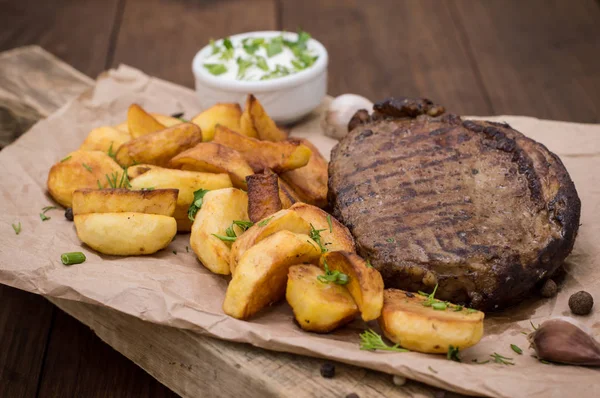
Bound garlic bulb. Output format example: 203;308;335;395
528;317;600;366
322;94;373;140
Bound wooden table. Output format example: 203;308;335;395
1;1;598;397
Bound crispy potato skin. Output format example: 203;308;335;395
116;122;202;167
286;264;358;333
230;209;311;274
240;96;259;138
190;188;249;275
246;172;282;223
280;139;328;208
72;188;178;216
127;104;166;138
191;103;242;142
80;126;131;153
289;203;355;253
277;177;301;208
213;125;311;173
74;212;176;255
321;251;384;321
223;231;321;319
129;166;232;231
168;143;253;189
150;113;183;128
47;150;123;207
379;289;485;354
246;94;287;141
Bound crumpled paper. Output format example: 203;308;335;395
0;65;598;398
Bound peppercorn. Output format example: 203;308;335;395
65;207;73;221
346;394;359;398
569;291;594;315
540;279;558;298
320;362;335;378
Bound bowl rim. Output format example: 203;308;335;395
192;30;328;93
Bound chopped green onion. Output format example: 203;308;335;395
61;252;86;265
12;222;21;235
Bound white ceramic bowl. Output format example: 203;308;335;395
192;31;328;125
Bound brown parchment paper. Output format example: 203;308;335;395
0;65;598;398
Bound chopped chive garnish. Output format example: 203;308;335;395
61;252;86;265
60;155;72;162
326;214;333;233
82;163;92;172
12;222;21;235
510;344;523;355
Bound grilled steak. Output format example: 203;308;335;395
328;97;580;311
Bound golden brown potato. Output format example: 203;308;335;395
150;113;183;128
245;94;287;141
289;203;355;253
246;171;282;223
212;125;311;173
80;126;131;153
129;166;232;231
286;264;359;333
280;139;328;208
114;122;129;134
230;209;311;274
222;231;321;319
72;188;177;216
47;150;124;207
379;289;485;354
321;251;383;321
126;164;159;179
115;122;202;167
239;96;259;138
74;212;176;255
277;177;302;208
190;188;249;275
191;103;242;141
168;143;253;189
127;104;166;138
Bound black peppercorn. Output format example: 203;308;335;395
569;291;594;315
540;279;558;298
320;362;335;378
65;208;74;221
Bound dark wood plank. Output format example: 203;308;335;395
0;285;54;398
0;0;121;77
111;0;278;88
448;0;600;122
280;0;493;116
37;310;178;398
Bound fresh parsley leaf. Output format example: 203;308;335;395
210;39;221;55
223;37;233;50
510;344;523;355
236;56;254;79
187;189;209;221
359;329;409;352
260;64;292;80
242;37;264;55
266;36;283;57
204;63;227;76
255;55;269;71
12;222;21;235
447;345;461;362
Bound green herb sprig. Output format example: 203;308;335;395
257;216;273;227
213;219;254;242
12;222;21;235
359;329;409;352
510;344;523;355
490;352;515;365
309;223;328;253
39;205;57;222
102;170;131;189
187;189;209;221
317;258;349;285
447;345;461;362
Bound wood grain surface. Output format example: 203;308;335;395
0;0;599;396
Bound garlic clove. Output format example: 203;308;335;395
322;94;373;140
528;318;600;366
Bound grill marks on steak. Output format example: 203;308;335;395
329;99;580;310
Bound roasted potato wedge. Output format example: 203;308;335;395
277;177;301;208
74;212;176;255
114;122;129;134
321;251;384;321
129;166;232;231
223;231;321;319
191;103;242;141
126;164;159;179
127;104;166;138
379;289;485;354
289;203;355;253
213;125;311;173
168;143;253;189
72;188;177;216
239;96;259;138
190;188;249;275
80;126;131;153
286;264;359;332
47;150;124;207
230;209;311;274
115;122;202;167
150;113;183;128
245;94;287;141
246;171;282;223
280;139;328;208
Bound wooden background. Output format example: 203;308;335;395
0;0;599;396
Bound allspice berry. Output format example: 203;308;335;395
569;291;594;315
540;279;558;298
